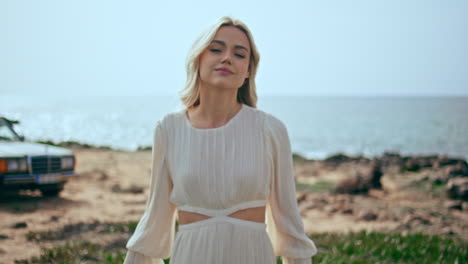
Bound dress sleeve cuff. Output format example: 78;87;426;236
123;251;164;264
282;257;312;264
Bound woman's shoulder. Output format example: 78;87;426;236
157;108;186;129
245;105;287;134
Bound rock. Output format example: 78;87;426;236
324;205;338;213
462;202;468;211
378;211;390;221
99;172;109;181
402;155;437;172
380;152;405;171
299;200;316;214
362;160;383;188
334;201;346;211
424;163;466;184
335;160;383;194
111;184;144;194
368;189;385;199
324;153;353;163
446;177;468;201
433;156;467;169
305;193;316;202
11;222;27;229
403;214;431;226
341;208;353;214
381;176;399;193
441;226;456;235
296;192;307;203
444;200;463;210
358;210;378;221
50;215;60;222
427;171;448;184
335;173;362;194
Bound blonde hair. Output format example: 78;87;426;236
179;16;260;109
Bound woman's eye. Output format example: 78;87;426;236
235;54;246;59
210;49;221;53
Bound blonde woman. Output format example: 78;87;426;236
124;16;317;264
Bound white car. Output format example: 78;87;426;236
0;116;77;196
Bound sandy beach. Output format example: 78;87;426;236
0;147;467;263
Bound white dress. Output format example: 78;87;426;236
124;103;317;264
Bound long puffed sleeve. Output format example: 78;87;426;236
264;114;318;264
124;120;177;264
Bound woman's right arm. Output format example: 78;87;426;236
124;120;177;264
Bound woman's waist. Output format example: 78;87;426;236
177;205;266;225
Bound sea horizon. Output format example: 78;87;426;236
2;95;467;160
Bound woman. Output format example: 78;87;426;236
124;16;317;264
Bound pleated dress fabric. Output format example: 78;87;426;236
123;104;317;264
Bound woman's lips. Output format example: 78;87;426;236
215;68;233;75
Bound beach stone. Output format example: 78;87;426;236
403;214;431;226
296;192;307;203
368;188;385;199
380;152;403;167
50;215;60;222
462;202;468;211
305;193;316;202
99;171;109;181
11;222;27;229
324;153;353;163
428;171;448;184
324;205;338;213
335;173;361;194
111;183;144;194
441;226;456;235
299;201;316;215
446;177;468;201
358;210;378;221
341;208;353;214
377;211;390;221
428;164;468;184
433;156;467;169
402;155;438;172
335;160;383;194
333;201;346;211
444;200;463;210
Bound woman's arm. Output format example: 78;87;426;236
265;114;318;264
124;120;177;263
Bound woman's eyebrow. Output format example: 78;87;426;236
211;40;249;52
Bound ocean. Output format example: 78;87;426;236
2;95;467;160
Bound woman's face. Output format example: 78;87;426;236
198;26;251;91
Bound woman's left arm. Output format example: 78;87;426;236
265;114;318;264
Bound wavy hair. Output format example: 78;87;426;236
179;16;260;109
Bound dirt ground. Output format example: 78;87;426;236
0;149;466;263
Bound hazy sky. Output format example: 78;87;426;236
1;0;467;97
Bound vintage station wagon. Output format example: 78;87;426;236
0;116;77;196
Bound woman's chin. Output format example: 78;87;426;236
205;82;241;91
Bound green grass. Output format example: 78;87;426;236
16;230;467;263
296;181;335;193
310;231;467;264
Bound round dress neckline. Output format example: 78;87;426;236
184;104;245;131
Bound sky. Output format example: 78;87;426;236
1;0;467;97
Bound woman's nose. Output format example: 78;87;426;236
221;51;232;64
